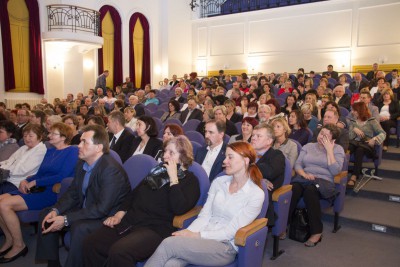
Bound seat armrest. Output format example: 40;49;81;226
272;185;293;202
173;206;202;228
52;183;61;194
234;218;268;246
334;171;348;184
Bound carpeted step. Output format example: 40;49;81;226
347;177;400;202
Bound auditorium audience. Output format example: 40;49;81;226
290;124;345;247
281;94;298;116
229;117;258;143
145;141;264;267
288;110;311;146
0;122;78;263
131;116;163;158
160;100;181;122
347;102;386;187
83;136;200;266
62;115;81;145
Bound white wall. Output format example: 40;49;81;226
192;0;400;75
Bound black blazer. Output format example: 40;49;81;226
194;143;227;182
333;94;351;110
349;80;369;92
130;137;163;158
256;148;285;190
225;119;238;136
53;154;131;224
322;71;339;80
377;101;400;120
109;129;136;163
180;108;203;124
228;113;243;124
170;96;186;103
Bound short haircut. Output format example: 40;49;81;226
0;120;16;135
31;110;46;124
81;124;110;153
360;91;372;98
124;106;136;117
163;124;184;137
206;119;226;134
62;114;79;130
265;99;281;114
213;105;227;116
224;99;236;108
321;124;340;140
22;123;43;141
164;135;193;169
271;117;291;138
87;115;106;127
253;123;275;142
51;122;73;144
247;101;258;111
138;116;159;137
108;110;125;126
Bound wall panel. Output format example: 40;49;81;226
210;23;244;56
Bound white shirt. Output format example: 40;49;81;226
188;175;264;251
379;104;391;118
0;142;47;187
201;142;223;177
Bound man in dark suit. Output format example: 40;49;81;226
180;98;203;124
251;123;285;226
168;74;179;87
36;125;130;267
14;109;30;141
366;63;379;81
322;64;339;81
128;95;145;117
195;120;226;182
333;85;351;110
107;111;135;163
170;87;185;103
349;73;369;92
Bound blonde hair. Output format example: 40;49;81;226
271;117;291;137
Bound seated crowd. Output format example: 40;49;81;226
0;63;398;266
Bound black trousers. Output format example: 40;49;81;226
35;208;103;267
349;143;375;177
83;225;164;267
380;119;396;146
289;183;323;235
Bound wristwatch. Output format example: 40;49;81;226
64;215;69;227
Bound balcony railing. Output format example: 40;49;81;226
194;0;326;18
47;5;100;36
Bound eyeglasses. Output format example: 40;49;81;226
49;132;61;136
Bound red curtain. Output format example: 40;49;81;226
0;0;15;91
25;0;44;94
0;0;44;94
98;5;122;89
129;13;150;89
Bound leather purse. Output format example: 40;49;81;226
144;162;185;190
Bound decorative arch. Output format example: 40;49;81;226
0;0;44;94
98;5;122;89
129;13;150;89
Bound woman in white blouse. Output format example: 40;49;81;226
0;124;46;194
145;141;265;267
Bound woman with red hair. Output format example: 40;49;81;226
145;141;265;267
347;102;386;187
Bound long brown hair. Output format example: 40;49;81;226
227;141;263;188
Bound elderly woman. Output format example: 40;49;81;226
62;115;81;145
124;107;137;131
83;136;200;266
130;116;163;158
288;110;311;146
0;124;46;194
271;117;299;168
0;121;19;162
160;100;181;122
347;102;386;187
0;123;78;262
301;103;318;132
154;124;185;162
289;124;345;247
229;117;259;143
144;141;264;267
376;88;399;151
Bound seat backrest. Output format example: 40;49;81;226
290;138;302;155
191;141;202;156
185;131;205;146
188;162;211;206
153;117;163;132
109;150;123;166
224;134;230;144
123;154;158;189
183;119;201;132
283;157;292;186
306;127;313;143
165;118;182;126
235;122;242;135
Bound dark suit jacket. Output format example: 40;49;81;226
256;148;285;190
109;129;136;163
322;71;339;80
14;122;29;141
349;80;369;92
53;154;131;224
170;96;185;103
334;94;351;110
228;113;243;124
225;119;238;136
130;137;163;158
131;104;145;117
195;143;227;182
180;108;203;124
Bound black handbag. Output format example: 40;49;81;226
144;162;185;190
0;168;10;184
289;208;311;243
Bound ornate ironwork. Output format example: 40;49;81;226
192;0;326;18
47;5;100;36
